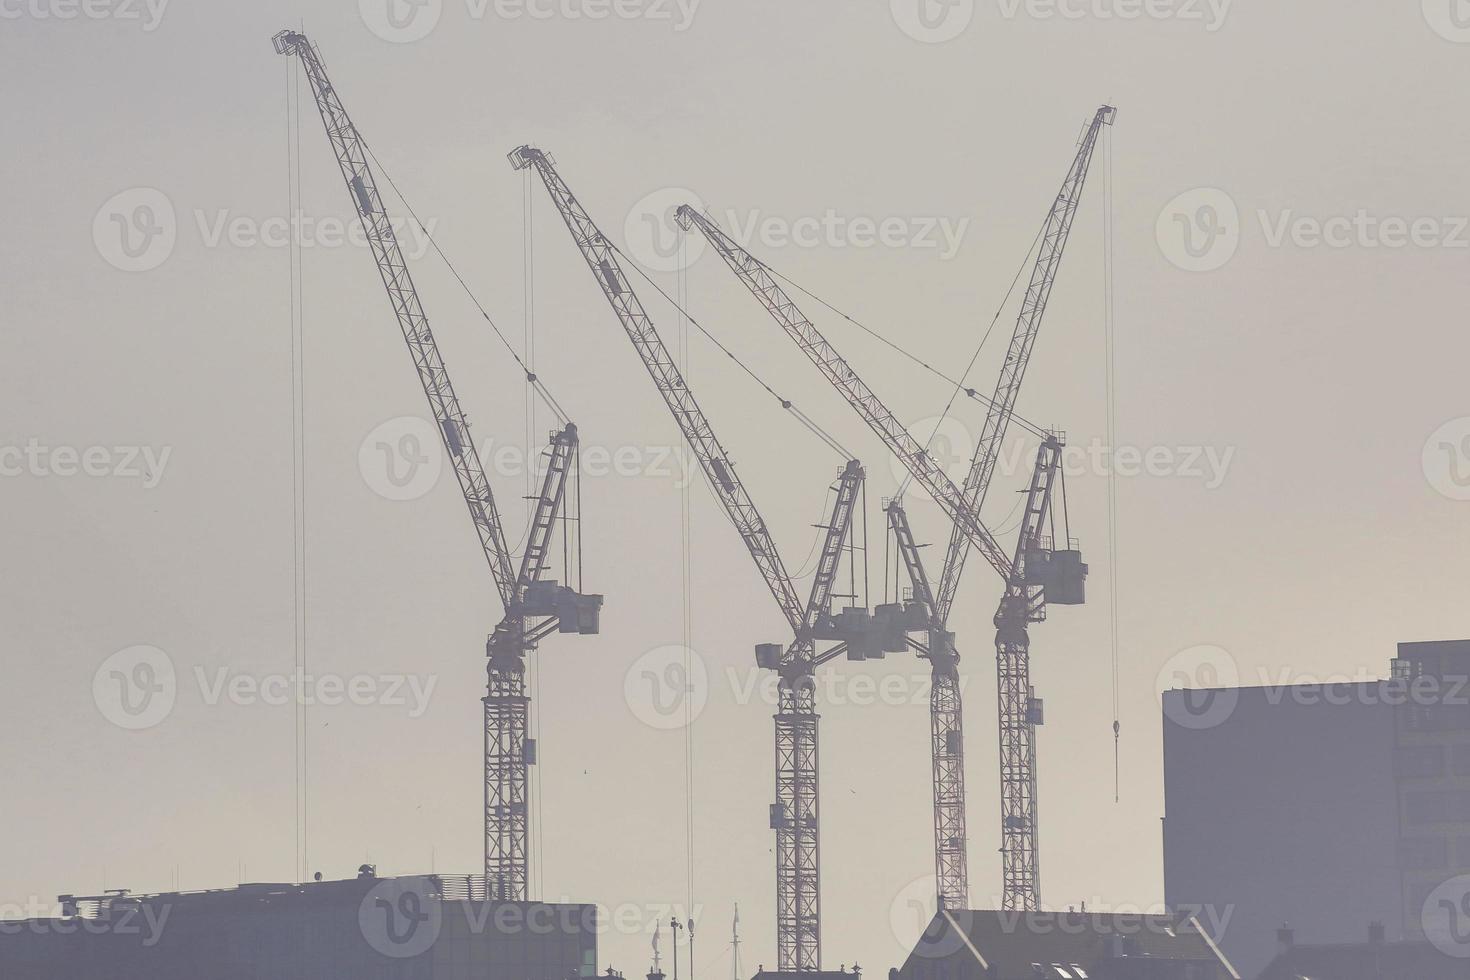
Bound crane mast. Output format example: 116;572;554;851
273;32;602;902
992;436;1067;911
511;144;880;972
679;106;1109;913
936;107;1110;911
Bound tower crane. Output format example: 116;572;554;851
676;104;1112;912
509;144;905;973
272;31;603;902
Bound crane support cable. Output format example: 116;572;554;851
357;140;571;426
894;220;1049;499
605;238;854;462
755;258;1050;442
1103;122;1123;803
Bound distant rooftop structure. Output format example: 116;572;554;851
0;871;599;980
1257;924;1463;979
892;908;1238;980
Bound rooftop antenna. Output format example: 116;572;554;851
649;922;665;980
731;904;741;980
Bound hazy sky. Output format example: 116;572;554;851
6;0;1470;975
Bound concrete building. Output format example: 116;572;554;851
1256;924;1462;979
1161;639;1470;977
892;909;1238;979
0;872;598;980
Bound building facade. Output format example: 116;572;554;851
1161;639;1470;978
0;873;598;980
892;909;1237;980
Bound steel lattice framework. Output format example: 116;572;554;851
933;107;1114;626
994;438;1063;909
274;32;600;902
676;207;1014;584
679;106;1111;915
512;144;869;973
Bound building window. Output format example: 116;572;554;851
1406;790;1470;825
1397;745;1447;779
1399;836;1449;870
